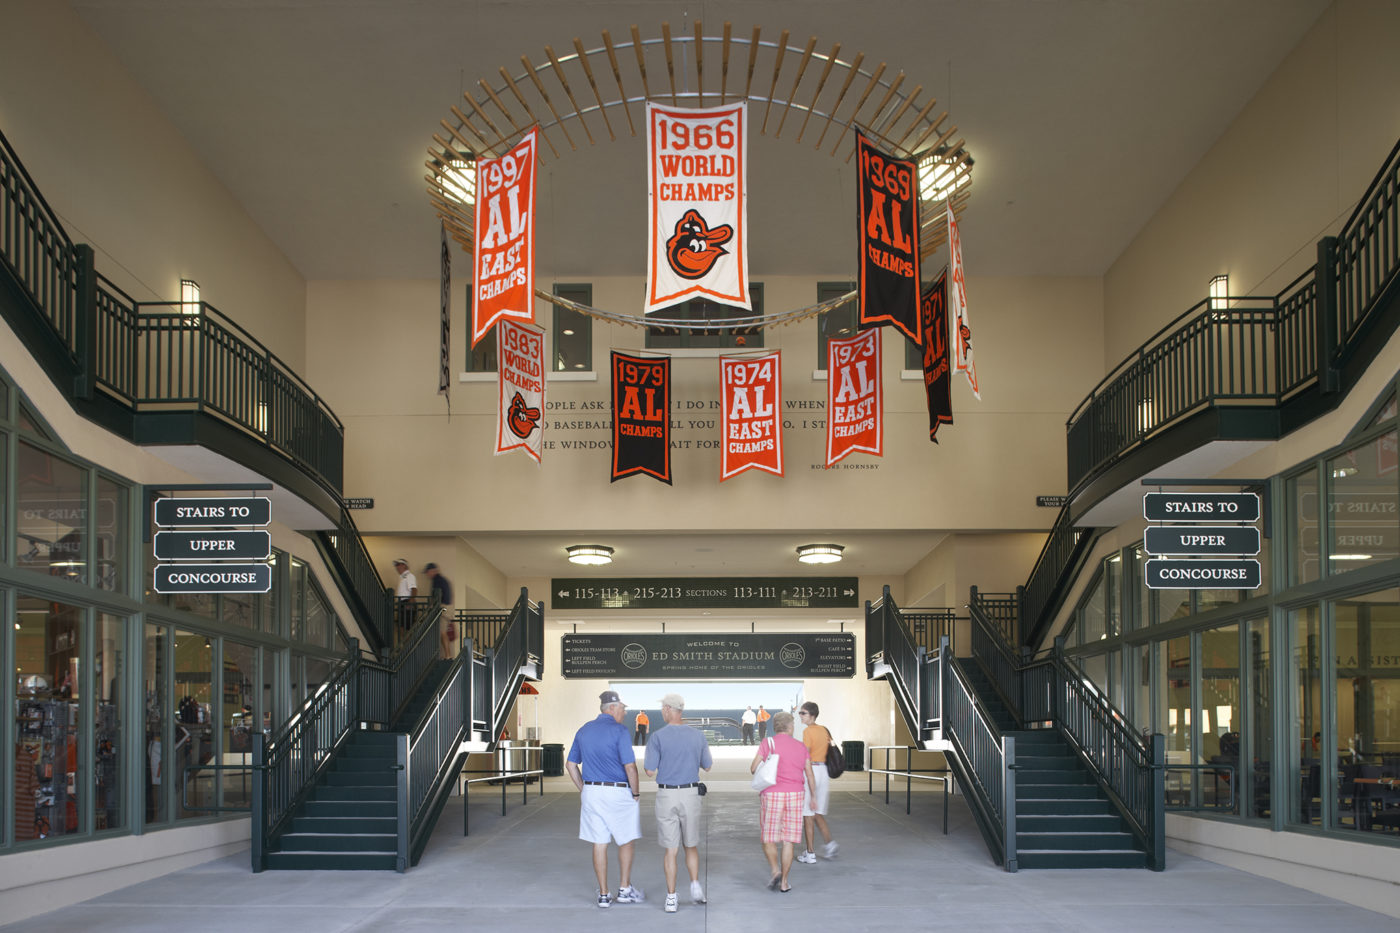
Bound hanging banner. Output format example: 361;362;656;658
920;272;953;442
495;320;546;462
439;221;451;404
646;102;749;313
825;329;882;466
947;204;980;399
611;352;672;484
720;352;783;479
856;132;921;343
472;128;537;347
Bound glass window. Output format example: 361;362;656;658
95;475;127;593
1246;618;1273;821
289;558;307;643
173;630;214;820
1290;605;1323;826
95;613;124;832
1081;572;1107;643
144;622;168;825
306;657;332;702
1154;587;1190;628
646;285;763;350
17;399;51;439
14;595;85;840
1327;430;1398;575
1162;634;1192;776
466;325;497;372
222;642;258;811
1366;390;1396;427
815;282;856;370
1334;587;1399;834
1132;643;1153;736
1291;468;1320;585
552;284;592;372
306;580;331;649
1080;653;1108;697
16;440;87;581
1200;624;1240;814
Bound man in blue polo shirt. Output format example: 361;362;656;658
566;690;645;908
643;692;712;913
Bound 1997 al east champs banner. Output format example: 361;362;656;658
472;128;537;346
495;320;545;462
611;352;671;483
856;131;920;343
826;328;882;466
720;352;783;479
646;102;749;313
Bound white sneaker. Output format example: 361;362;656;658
690;880;706;903
664;893;678;913
597;891;611;908
616;884;645;904
796;851;817;864
821;840;839;859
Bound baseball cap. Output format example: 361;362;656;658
393;557;408;566
599;690;623;706
660;692;685;711
424;562;438;571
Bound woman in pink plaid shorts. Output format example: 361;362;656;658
750;711;816;892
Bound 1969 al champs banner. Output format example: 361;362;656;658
495;320;545;462
826;328;882;466
856;131;920;343
611;352;672;484
646;102;749;313
720;352;783;480
472;128;537;346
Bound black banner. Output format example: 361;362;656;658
856;132;921;343
561;633;856;679
611;352;672;484
920;272;952;442
553;577;859;610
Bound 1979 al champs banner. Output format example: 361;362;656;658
611;352;672;484
826;328;882;466
472;128;537;346
720;352;783;479
646;102;749;313
495;320;545;462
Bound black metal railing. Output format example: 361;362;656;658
968;589;1025;721
942;645;1015;870
864;589;927;739
1020;505;1095;642
1336;135;1400;342
315;508;394;654
486;590;543;742
902;607;957;654
402;652;473;868
0;129;76;350
456;609;513;655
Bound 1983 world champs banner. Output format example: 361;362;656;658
611;352;671;484
720;352;783;479
826;328;882;466
646;102;749;313
472;128;537;346
495;320;545;462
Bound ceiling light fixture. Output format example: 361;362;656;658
566;544;614;566
797;544;843;565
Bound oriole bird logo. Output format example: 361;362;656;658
507;392;541;439
665;209;732;279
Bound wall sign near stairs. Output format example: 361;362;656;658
1142;490;1262;590
562;632;855;679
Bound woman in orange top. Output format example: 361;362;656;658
796;701;838;862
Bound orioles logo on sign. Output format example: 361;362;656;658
666;209;731;279
507;392;541;438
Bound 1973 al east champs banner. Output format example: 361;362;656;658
495;320;545;462
472;128;537;346
856;131;920;343
646;102;749;313
611;352;672;483
920;272;954;442
826;327;882;466
720;352;783;479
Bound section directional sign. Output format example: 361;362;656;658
153;497;271;527
1143;492;1259;523
154;530;271;561
553;577;859;610
1144;525;1260;556
561;633;856;679
154;563;272;594
1145;559;1261;590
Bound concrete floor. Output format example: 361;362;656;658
4;753;1396;933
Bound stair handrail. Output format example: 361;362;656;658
0;128;78;351
940;651;1016;870
967;589;1025;725
866;588;925;738
316;508;394;655
399;649;474;869
1020;504;1096;644
486;589;544;745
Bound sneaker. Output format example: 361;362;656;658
690;880;706;904
616;885;645;904
664;893;678;913
820;840;839;859
796;851;817;864
597;891;611;909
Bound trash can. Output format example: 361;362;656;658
842;740;865;772
543;743;565;777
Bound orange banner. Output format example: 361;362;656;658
719;352;783;480
826;328;883;466
472;129;537;346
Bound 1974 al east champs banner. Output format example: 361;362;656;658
720;352;783;479
611;352;672;484
855;131;920;343
646;102;749;313
495;320;545;462
826;327;882;466
472;128;537;346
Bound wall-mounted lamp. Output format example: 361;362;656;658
181;279;201;316
1208;274;1229;312
566;545;614;566
796;544;843;564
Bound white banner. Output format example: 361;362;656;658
646;101;749;313
495;320;546;462
947;205;980;399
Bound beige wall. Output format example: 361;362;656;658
0;0;308;371
1102;0;1400;369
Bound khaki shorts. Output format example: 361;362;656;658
654;786;702;849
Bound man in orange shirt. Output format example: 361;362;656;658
756;705;771;741
634;709;650;745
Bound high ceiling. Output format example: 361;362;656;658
71;0;1329;282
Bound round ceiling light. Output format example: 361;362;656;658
566;544;614;566
797;544;844;564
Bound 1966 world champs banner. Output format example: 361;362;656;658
646;101;749;313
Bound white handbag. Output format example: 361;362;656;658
750;737;780;791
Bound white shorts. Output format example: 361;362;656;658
803;762;830;817
579;785;641;845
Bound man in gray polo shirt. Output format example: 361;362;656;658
643;692;713;913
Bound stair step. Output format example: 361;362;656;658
301;799;396;818
347;731;399;748
321;770;396;787
291;816;398;834
335;757;396;772
1017;784;1102;799
276;832;397;853
1017;831;1136;850
1016;849;1148;870
1017;769;1092;783
340;744;397;760
263;851;399;871
1016;813;1125;832
1017;798;1115;815
313;785;396;802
